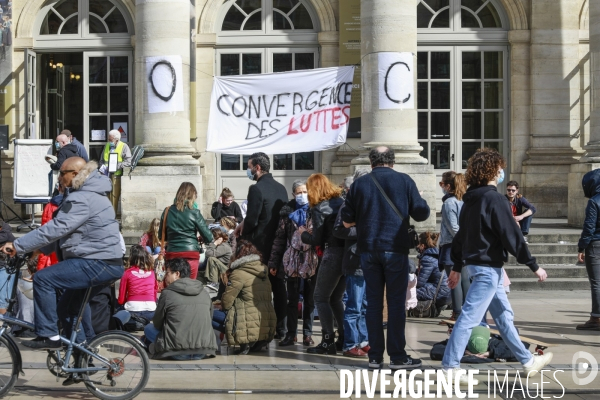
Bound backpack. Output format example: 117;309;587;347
128;145;145;178
282;222;318;279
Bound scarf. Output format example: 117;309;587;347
288;202;309;228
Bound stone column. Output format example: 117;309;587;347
352;0;436;229
523;0;581;218
569;0;600;226
121;0;201;232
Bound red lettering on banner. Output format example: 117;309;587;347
286;105;351;135
287;117;299;135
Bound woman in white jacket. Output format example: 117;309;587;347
438;171;467;320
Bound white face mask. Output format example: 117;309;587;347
295;193;308;205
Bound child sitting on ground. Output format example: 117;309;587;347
416;232;451;308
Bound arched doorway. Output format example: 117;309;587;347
28;0;133;161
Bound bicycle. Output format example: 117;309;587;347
0;255;150;400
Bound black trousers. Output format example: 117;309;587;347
269;273;287;336
286;276;316;337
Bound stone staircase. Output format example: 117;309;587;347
504;233;589;291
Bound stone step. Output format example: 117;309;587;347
524;233;580;243
504;265;588;279
506;254;578;265
508;278;590;291
524;243;578;254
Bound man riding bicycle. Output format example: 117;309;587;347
0;157;124;350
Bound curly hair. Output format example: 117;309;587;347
465;148;506;187
418;231;439;249
211;228;229;242
306;173;342;207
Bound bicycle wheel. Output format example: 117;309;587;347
78;333;150;400
0;335;19;396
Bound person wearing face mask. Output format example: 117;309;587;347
442;148;550;384
99;129;132;212
268;179;317;347
60;130;89;162
438;171;467;321
47;133;79;171
238;152;289;339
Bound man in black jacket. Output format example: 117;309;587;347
48;134;79;171
442;148;551;385
342;147;430;371
240;152;289;338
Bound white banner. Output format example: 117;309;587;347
378;52;414;110
207;66;355;154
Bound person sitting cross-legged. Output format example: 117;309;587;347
143;258;217;360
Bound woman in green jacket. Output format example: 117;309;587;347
159;182;213;280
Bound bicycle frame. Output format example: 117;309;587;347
0;257;118;374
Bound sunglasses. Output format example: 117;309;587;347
59;169;76;176
506;189;517;192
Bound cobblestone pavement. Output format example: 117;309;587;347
1;290;599;399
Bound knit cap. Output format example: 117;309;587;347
467;326;490;354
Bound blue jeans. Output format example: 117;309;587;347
33;259;123;338
360;251;409;362
442;265;533;368
0;266;14;309
343;274;368;351
145;246;161;255
520;215;532;235
212;309;226;333
144;323;205;360
58;288;98;343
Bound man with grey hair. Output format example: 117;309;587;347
99;129;132;212
341;146;430;370
60;129;88;161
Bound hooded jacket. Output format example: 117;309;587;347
416;247;450;305
151;277;217;359
301;197;345;248
578;169;600;251
450;185;538;273
14;162;122;262
222;254;276;345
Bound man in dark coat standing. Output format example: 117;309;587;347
239;152;289;339
48;133;79;171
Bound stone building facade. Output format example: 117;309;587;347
0;0;596;232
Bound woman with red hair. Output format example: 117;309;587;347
300;173;346;354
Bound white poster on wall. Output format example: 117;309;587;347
146;55;184;114
207;66;355;154
378;52;414;110
112;122;128;142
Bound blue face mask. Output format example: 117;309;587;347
246;168;255;181
295;193;308;206
498;169;505;184
441;188;448;195
54;142;61;151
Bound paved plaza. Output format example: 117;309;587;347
0;290;597;399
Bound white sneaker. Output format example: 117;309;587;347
523;353;553;377
438;368;479;386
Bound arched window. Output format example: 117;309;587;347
221;0;314;31
416;0;509;204
216;0;319;199
417;0;505;29
35;0;133;48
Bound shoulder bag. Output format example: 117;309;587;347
369;174;419;248
408;271;445;318
154;206;170;283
